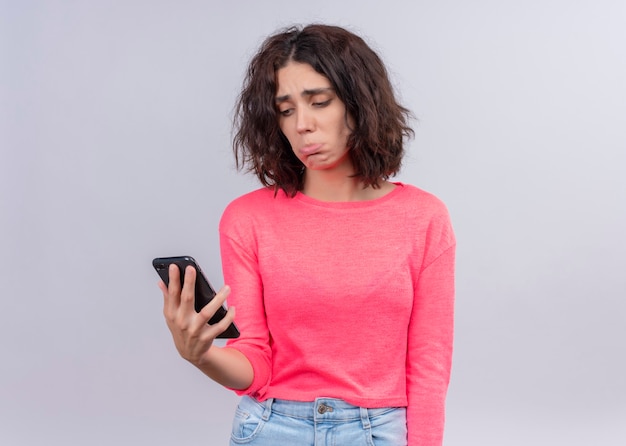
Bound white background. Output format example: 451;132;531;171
1;1;625;445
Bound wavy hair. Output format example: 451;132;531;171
233;24;414;196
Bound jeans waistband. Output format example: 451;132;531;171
246;396;398;426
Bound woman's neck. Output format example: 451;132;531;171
301;169;395;202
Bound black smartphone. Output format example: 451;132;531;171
153;255;240;339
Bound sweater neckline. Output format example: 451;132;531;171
292;182;406;209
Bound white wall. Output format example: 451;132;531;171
1;1;625;445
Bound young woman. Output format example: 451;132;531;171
160;24;456;446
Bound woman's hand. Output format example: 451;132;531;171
159;264;236;366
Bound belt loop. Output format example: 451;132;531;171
360;407;371;429
262;398;274;421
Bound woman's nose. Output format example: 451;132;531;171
296;108;314;133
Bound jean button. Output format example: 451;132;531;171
318;403;333;414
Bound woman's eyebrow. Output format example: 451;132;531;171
275;87;334;104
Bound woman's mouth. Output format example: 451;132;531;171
300;144;322;156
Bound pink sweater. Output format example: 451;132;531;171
219;182;455;445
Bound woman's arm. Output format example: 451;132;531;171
195;345;254;390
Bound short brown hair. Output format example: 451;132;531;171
233;24;414;196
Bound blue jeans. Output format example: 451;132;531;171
230;396;407;446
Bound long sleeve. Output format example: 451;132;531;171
219;208;272;398
406;229;456;445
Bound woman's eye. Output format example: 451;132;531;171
313;99;331;107
279;108;294;116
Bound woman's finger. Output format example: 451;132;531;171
195;286;233;333
208;306;236;338
179;265;197;314
162;264;182;318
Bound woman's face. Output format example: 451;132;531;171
275;62;354;172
